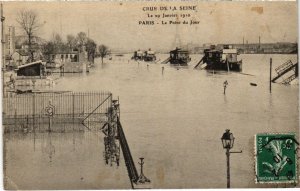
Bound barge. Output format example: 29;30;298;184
143;49;156;62
132;50;144;60
195;45;242;72
169;48;191;65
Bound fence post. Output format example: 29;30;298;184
73;93;75;124
33;93;35;131
270;58;272;93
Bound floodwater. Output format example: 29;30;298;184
4;54;299;189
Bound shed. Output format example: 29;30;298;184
16;60;45;76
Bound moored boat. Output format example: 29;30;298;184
195;45;242;72
169;48;191;65
143;49;156;62
132;50;144;60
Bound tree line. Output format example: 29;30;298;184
17;9;110;64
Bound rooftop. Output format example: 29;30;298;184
17;60;45;69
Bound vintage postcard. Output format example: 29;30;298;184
1;0;299;189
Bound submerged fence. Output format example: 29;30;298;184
3;91;112;132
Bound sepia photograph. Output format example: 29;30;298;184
1;0;299;189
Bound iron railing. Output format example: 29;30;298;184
3;91;112;132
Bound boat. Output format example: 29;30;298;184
131;50;144;60
169;47;191;65
195;45;242;72
143;49;156;62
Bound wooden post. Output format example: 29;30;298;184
72;93;75;123
48;116;51;132
223;80;228;95
270;58;272;93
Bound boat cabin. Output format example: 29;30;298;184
202;45;242;71
144;49;156;62
169;48;191;65
132;50;144;60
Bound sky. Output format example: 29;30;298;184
2;1;298;52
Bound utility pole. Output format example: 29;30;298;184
1;3;5;97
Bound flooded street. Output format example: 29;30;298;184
5;131;130;189
5;54;299;188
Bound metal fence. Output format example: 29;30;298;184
3;91;112;133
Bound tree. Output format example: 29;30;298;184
66;34;77;51
41;42;55;61
52;33;63;45
98;45;110;64
16;10;42;62
86;38;97;63
76;32;87;52
51;33;63;53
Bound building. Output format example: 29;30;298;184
49;51;84;63
48;50;88;73
16;60;45;77
11;50;29;66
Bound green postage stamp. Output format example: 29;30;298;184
255;133;298;184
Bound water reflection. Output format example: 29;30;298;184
5;130;130;189
42;132;55;163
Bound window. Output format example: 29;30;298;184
73;55;78;62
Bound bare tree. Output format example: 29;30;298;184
86;38;97;63
98;45;110;64
51;33;68;53
41;41;55;61
76;32;87;52
66;34;77;51
16;10;42;62
52;33;63;45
